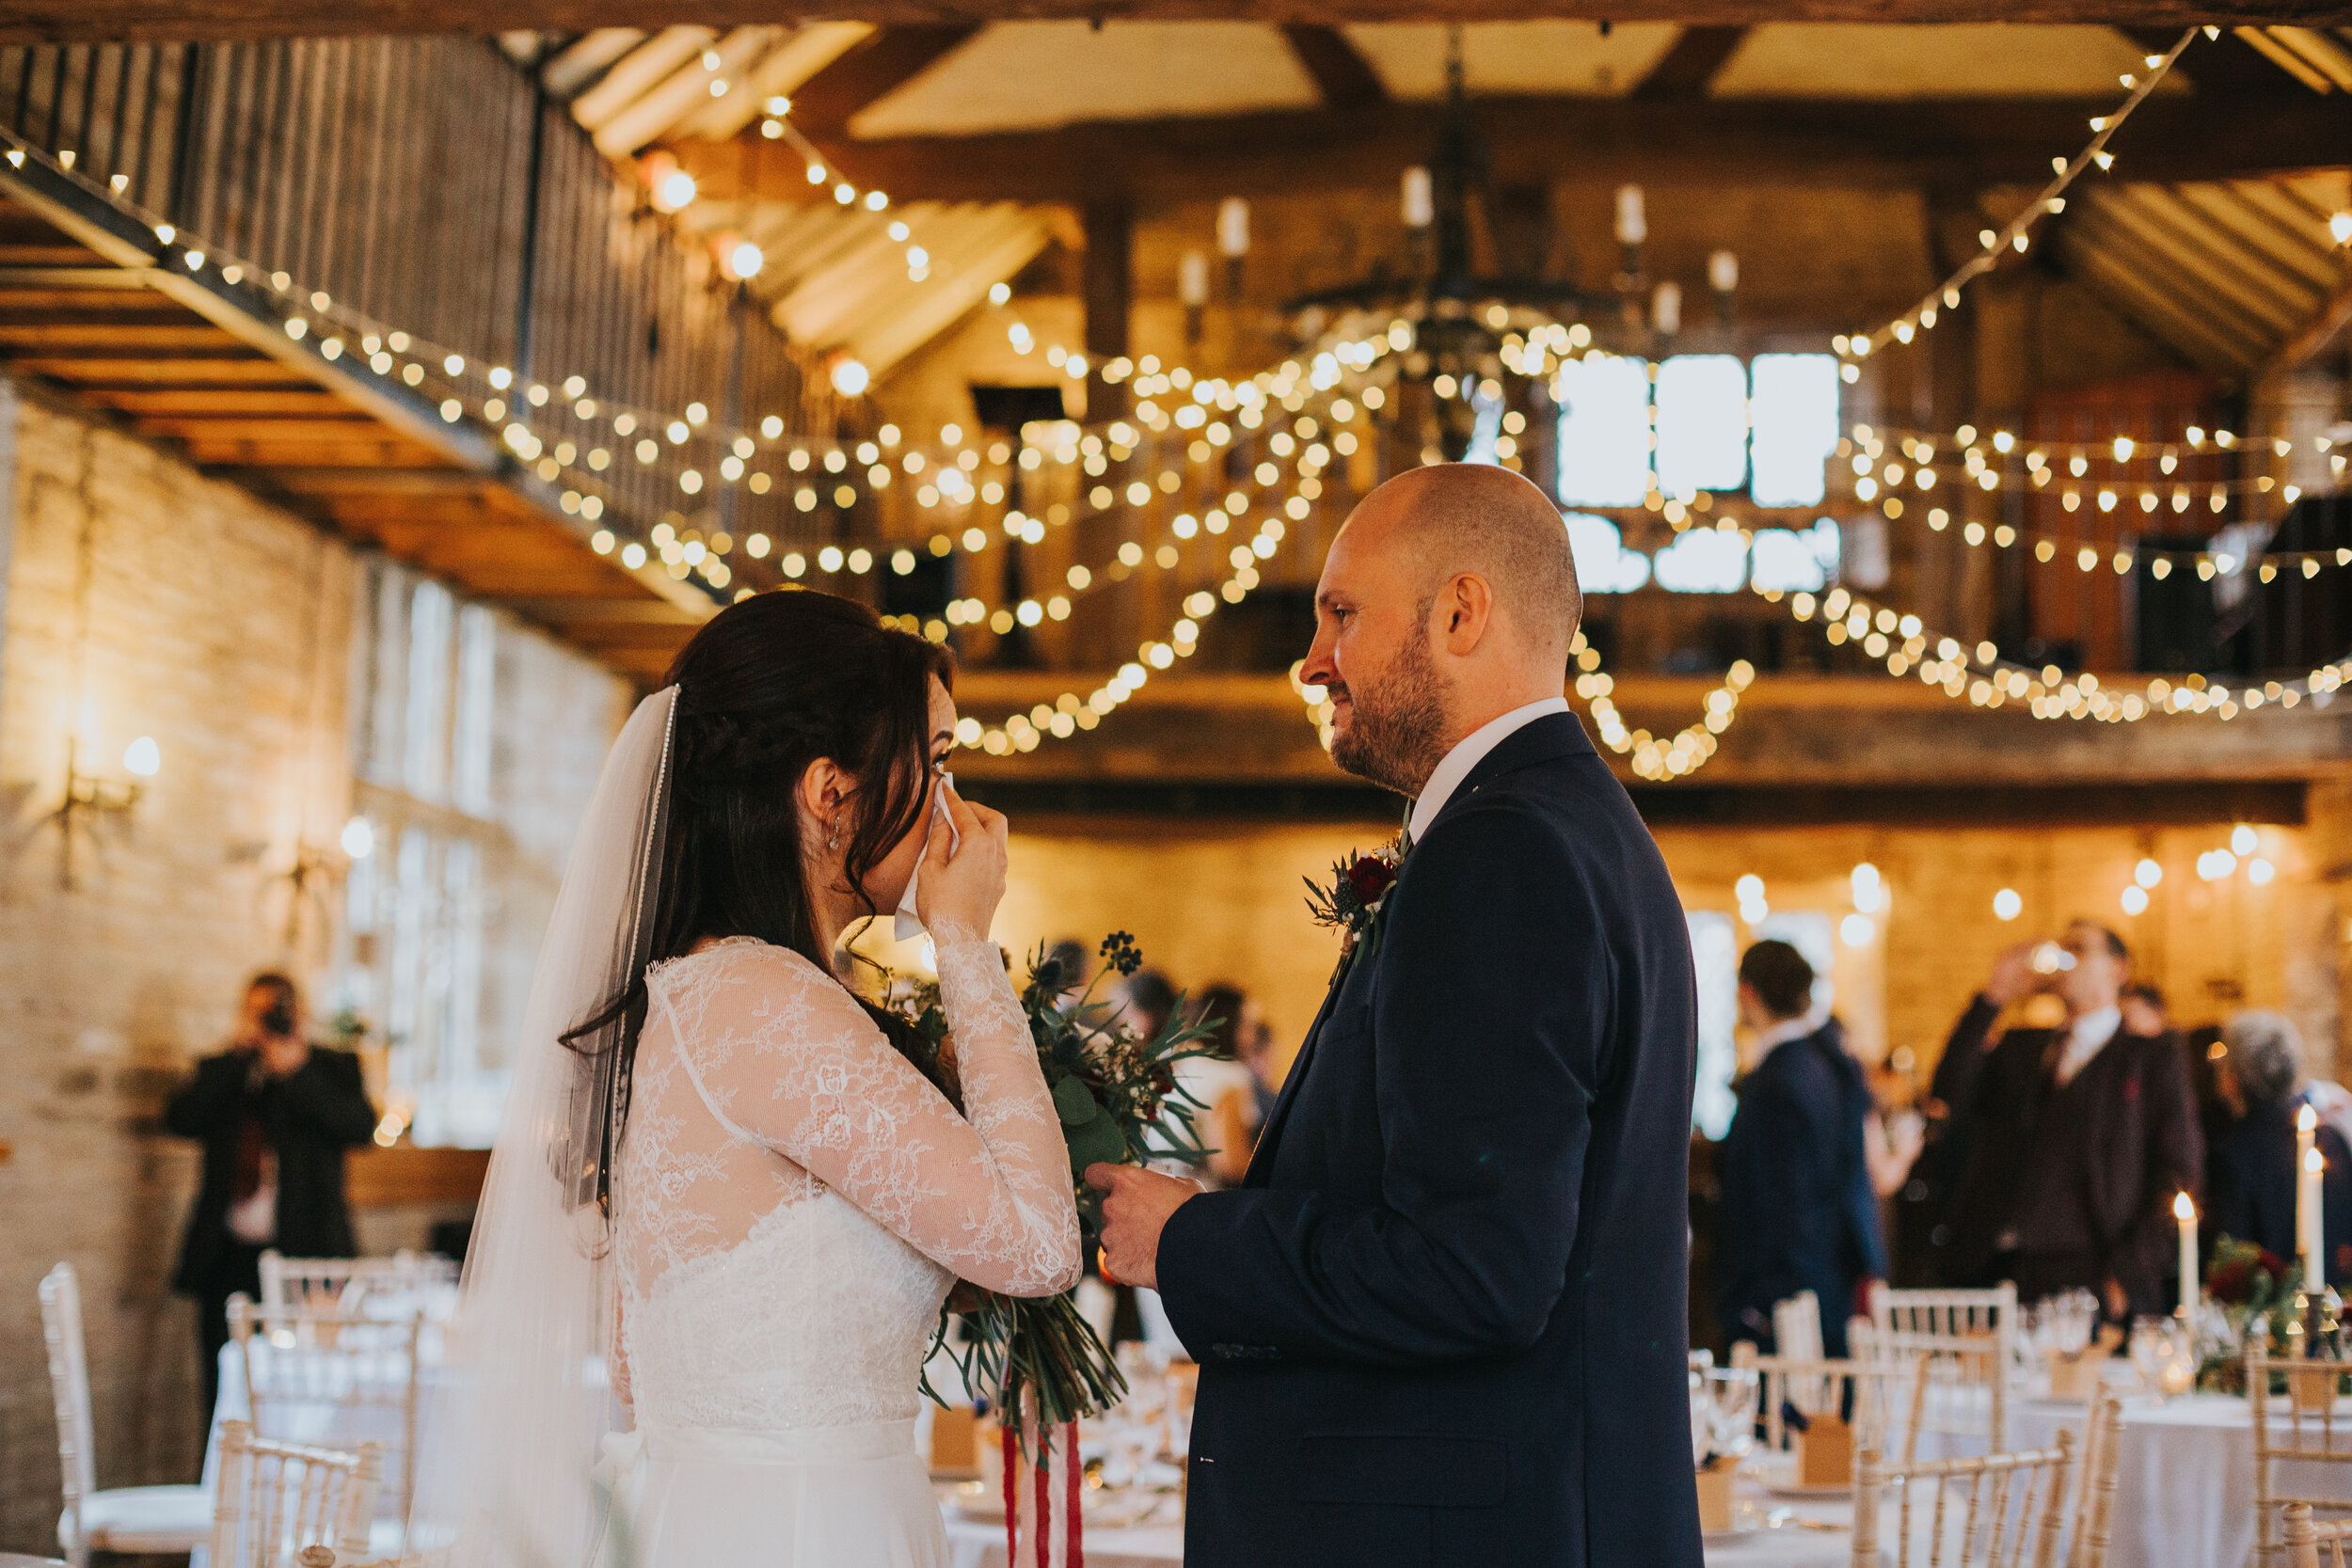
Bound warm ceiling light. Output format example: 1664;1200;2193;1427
830;357;870;397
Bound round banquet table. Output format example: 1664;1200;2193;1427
2007;1388;2352;1568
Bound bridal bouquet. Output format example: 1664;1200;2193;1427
884;931;1222;1450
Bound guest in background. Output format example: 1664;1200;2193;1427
1188;984;1278;1185
2205;1010;2352;1285
1115;968;1178;1044
165;973;377;1424
1931;923;2201;1319
1043;937;1091;1003
2121;983;2170;1040
1717;941;1884;1356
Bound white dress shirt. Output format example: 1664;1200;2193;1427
1750;1011;1823;1067
1407;697;1572;845
2051;1006;2123;1087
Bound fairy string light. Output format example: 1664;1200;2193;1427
1783;584;2351;720
1839;28;2197;364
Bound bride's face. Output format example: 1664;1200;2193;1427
854;675;959;913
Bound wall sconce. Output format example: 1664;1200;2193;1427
51;734;159;888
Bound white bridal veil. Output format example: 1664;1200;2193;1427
410;685;677;1567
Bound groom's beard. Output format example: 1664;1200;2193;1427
1328;632;1450;800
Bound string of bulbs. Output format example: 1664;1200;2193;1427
1838;26;2199;362
1784;584;2351;721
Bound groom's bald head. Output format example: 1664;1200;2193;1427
1351;464;1581;663
1302;464;1581;795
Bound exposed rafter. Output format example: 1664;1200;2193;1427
1628;24;1750;98
5;1;2348;42
787;24;980;135
665;92;2352;209
1279;24;1389;109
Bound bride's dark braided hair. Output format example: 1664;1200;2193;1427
563;588;953;1217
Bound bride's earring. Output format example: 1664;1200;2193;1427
826;814;841;853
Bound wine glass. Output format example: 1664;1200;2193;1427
2129;1317;2174;1399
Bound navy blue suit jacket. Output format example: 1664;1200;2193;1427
1716;1020;1885;1356
1155;712;1705;1568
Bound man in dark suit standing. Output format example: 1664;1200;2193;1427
1931;923;2201;1319
1089;465;1704;1567
1718;941;1884;1357
166;973;378;1424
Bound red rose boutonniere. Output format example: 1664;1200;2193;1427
1306;835;1406;982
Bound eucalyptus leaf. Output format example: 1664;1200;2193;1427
1052;1076;1103;1127
1066;1115;1126;1172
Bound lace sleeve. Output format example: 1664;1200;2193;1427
664;942;1082;1298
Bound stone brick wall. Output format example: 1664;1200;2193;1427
0;382;626;1551
985;807;2342;1098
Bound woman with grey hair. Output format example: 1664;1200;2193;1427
2207;1009;2351;1285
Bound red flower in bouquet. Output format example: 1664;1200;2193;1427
1346;854;1398;908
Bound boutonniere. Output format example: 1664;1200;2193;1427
1305;835;1406;981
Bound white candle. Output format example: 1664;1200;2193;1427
2306;1145;2328;1290
2175;1190;2198;1319
2300;1104;2322;1286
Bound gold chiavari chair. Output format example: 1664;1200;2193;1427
1868;1285;2020;1452
2284;1501;2352;1567
2249;1344;2352;1563
2067;1391;2125;1568
229;1296;424;1543
210;1421;380;1568
260;1252;457;1314
1851;1430;2075;1568
1731;1340;1922;1463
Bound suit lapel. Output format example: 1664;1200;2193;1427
1244;716;1590;1189
1243;981;1343;1187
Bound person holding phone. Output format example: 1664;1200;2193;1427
166;972;377;1428
1928;922;2201;1320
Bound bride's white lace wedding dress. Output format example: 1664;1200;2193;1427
604;929;1080;1566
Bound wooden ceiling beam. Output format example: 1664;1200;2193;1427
1279;24;1389;110
784;24;979;136
6;1;2350;42
1628;24;1750;99
669;92;2352;207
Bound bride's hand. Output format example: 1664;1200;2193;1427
917;781;1008;940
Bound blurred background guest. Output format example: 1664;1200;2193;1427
2205;1010;2352;1285
165;973;376;1425
1186;982;1278;1185
1931;922;2201;1319
1115;967;1178;1044
2122;982;2171;1040
1717;940;1884;1355
1043;937;1091;1004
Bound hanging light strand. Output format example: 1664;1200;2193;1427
1785;584;2349;721
1842;27;2195;360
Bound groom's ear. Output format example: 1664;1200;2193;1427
1438;572;1496;656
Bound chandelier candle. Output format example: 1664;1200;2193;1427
2176;1191;2197;1321
2300;1104;2323;1286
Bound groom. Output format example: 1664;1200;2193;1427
1089;463;1704;1566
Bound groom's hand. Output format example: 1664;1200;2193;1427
1085;1164;1200;1291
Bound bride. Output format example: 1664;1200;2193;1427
412;589;1082;1566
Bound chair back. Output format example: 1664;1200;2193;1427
2248;1344;2352;1563
38;1263;96;1563
259;1253;456;1315
1731;1341;1916;1461
2066;1390;2124;1568
1851;1429;2075;1568
2284;1501;2352;1568
230;1297;423;1544
1870;1284;2018;1450
1775;1291;1826;1363
210;1420;379;1568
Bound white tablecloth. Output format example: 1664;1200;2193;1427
2010;1390;2352;1568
